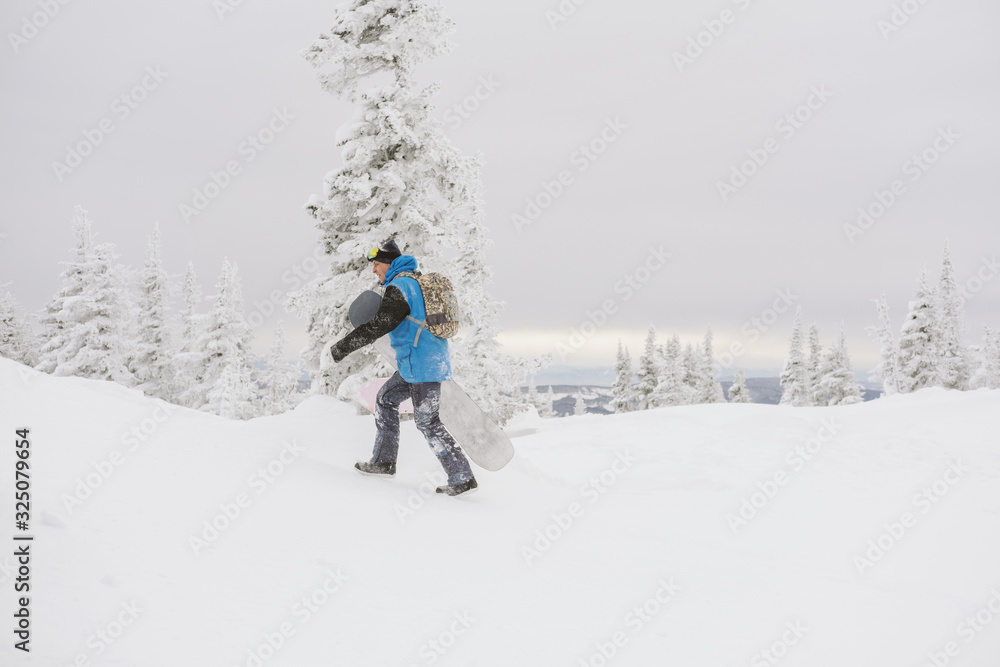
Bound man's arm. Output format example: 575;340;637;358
330;286;410;362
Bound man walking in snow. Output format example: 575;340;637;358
326;239;477;496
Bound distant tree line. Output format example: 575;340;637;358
0;206;299;419
602;243;998;414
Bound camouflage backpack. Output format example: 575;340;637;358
395;271;460;345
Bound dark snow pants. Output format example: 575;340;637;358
372;372;473;486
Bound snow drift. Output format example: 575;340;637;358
1;357;998;666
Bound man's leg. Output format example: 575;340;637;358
410;382;474;487
371;371;411;466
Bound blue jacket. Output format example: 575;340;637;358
383;256;452;383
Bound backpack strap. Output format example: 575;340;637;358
406;315;426;347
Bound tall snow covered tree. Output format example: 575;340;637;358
805;323;823;406
727;368;750;403
634;327;660;410
681;342;701;398
652;334;689;407
696;328;726;404
130;224;176;401
897;268;939;394
611;340;634;413
935;243;971;390
36;206;134;385
0;287;37;366
574;390;586;416
174;262;208;408
816;325;863;406
287;0;531;423
186;259;257;418
866;295;900;396
256;321;300;416
779;308;809;406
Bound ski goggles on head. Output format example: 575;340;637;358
367;247;379;260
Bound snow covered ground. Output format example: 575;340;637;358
2;357;999;667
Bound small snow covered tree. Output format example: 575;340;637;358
653;334;689;407
634;327;660;410
187;259;257;419
611;340;634;412
130;224;176;401
574;390;586;416
36;206;134;385
816;325;863;406
681;342;701;398
0;287;37;366
971;327;1000;390
897;268;939;393
540;385;556;418
779;308;809;406
935;243;971;390
256;322;300;416
207;350;259;421
696;328;726;404
288;0;531;423
526;374;541;413
727;368;750;403
866;295;900;396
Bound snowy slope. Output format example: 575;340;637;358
2;357;999;667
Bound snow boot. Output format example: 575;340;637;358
354;461;396;477
436;478;478;496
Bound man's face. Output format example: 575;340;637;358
372;260;390;283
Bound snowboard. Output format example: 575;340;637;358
348;290;514;472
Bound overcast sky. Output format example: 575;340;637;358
2;0;999;378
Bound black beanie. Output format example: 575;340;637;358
367;239;402;264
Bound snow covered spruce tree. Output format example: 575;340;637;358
288;0;532;424
256;322;300;416
0;287;37;366
779;308;809;406
681;342;701;399
174;262;208;408
611;340;634;413
896;268;939;394
540;385;556;418
130;224;176;401
866;295;900;396
727;368;750;403
696;328;726;404
574;390;586;416
652;334;689;407
805;323;823;405
815;325;863;406
971;327;1000;390
183;259;257;419
36;206;134;385
935;243;971;390
634;326;660;410
526;374;541;414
